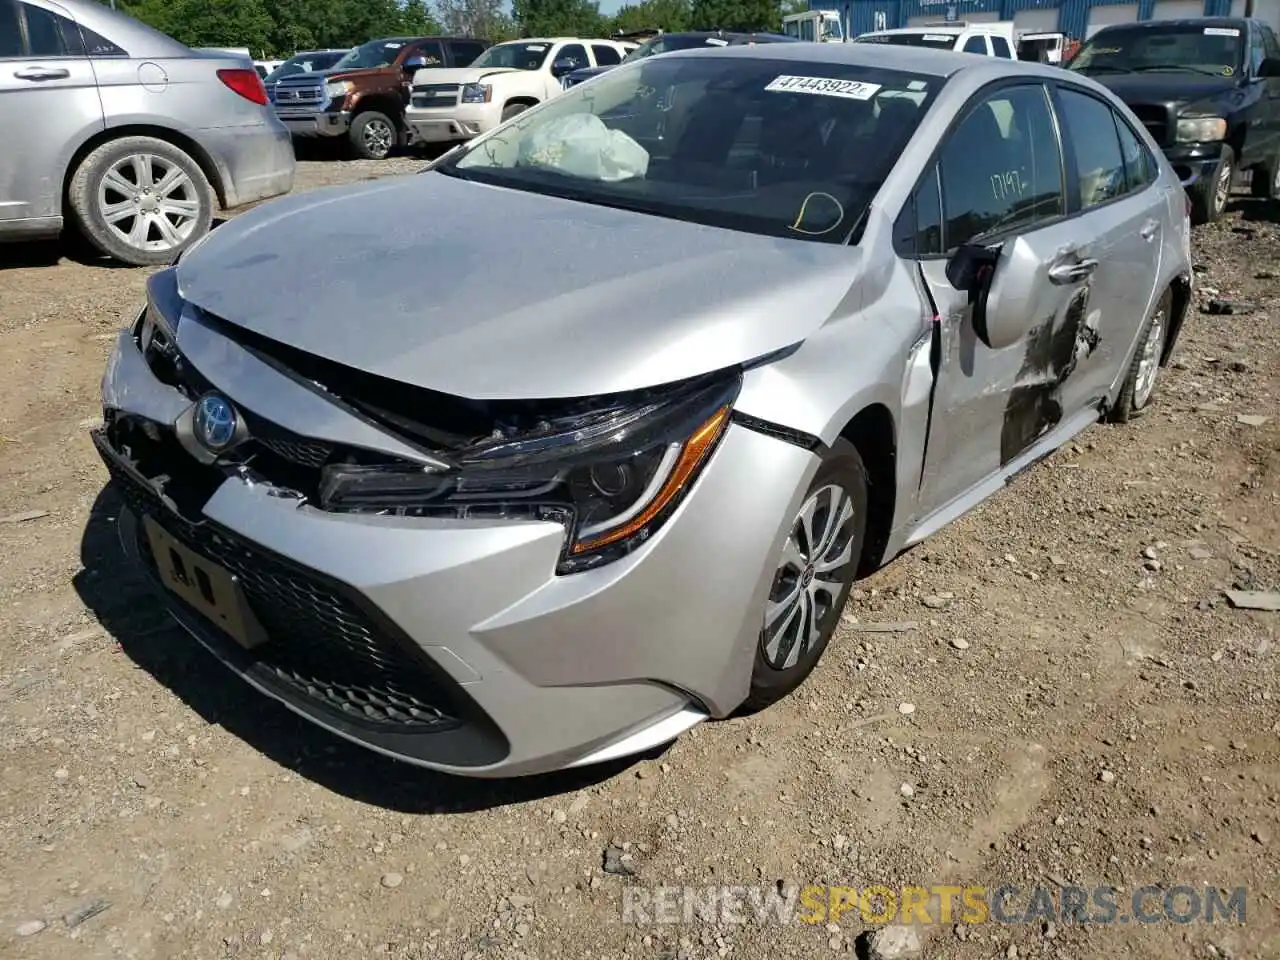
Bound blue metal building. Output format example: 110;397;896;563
817;0;1253;43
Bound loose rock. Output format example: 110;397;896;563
15;919;46;937
861;924;923;959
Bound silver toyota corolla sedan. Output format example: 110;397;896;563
0;0;294;265
92;43;1193;777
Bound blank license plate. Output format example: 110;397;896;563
143;516;267;650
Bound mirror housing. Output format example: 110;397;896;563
551;57;578;77
403;55;428;72
946;238;1034;351
1260;57;1280;79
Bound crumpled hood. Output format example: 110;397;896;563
175;171;863;400
412;66;522;85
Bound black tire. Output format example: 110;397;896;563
1108;289;1172;424
501;102;532;122
349;110;398;160
742;438;868;712
67;136;215;267
1250;151;1280;200
1188;144;1234;224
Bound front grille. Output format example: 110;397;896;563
274;85;324;103
411;83;459;108
95;427;464;732
1131;104;1171;147
257;434;333;468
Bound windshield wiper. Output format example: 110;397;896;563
1132;64;1222;76
1077;64;1133;74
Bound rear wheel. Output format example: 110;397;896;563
742;439;868;712
1250;150;1280;200
1108;289;1171;424
1188;144;1234;224
349;110;398;160
67;136;214;266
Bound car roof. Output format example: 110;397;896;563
1092;16;1251;31
664;38;1017;77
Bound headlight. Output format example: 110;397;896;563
133;267;183;381
324;79;352;101
318;373;741;574
1176;116;1227;143
460;82;491;103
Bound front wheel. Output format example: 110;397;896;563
741;439;868;713
1188;145;1234;224
349;111;398;160
1108;289;1171;424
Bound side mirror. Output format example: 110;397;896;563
946;239;1030;351
551;57;578;77
403;55;428;72
1259;57;1280;79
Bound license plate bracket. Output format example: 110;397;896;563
143;516;269;650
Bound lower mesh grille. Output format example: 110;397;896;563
95;430;464;732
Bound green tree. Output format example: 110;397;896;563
609;0;692;33
435;0;518;41
689;0;780;31
511;0;606;37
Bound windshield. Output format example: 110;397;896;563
470;41;553;71
438;57;940;244
332;39;413;70
267;51;346;81
856;31;958;50
1069;23;1245;77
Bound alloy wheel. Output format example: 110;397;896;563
97;154;200;253
1133;307;1166;409
1214;159;1233;215
761;483;857;671
363;118;395;158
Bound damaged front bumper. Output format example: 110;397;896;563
92;298;817;777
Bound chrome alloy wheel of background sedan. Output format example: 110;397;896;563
762;483;857;671
98;153;201;253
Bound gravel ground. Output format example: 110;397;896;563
0;156;1277;960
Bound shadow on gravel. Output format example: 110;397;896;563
1225;196;1280;223
0;217;232;271
74;483;660;812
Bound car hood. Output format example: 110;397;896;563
175;172;863;401
567;65;614;80
413;66;525;85
1085;71;1239;105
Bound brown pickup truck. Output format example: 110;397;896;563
271;36;490;159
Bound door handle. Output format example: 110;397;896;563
13;66;70;81
1139;219;1159;241
1047;257;1099;285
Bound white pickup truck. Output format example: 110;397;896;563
854;22;1019;59
405;37;630;145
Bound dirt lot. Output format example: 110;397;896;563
0;157;1277;960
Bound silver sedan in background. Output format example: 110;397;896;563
92;44;1192;776
0;0;294;265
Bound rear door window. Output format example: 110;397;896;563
1055;87;1128;209
449;40;486;66
591;43;621;65
963;35;987;54
1114;112;1157;193
20;1;83;57
991;35;1013;58
0;0;22;57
